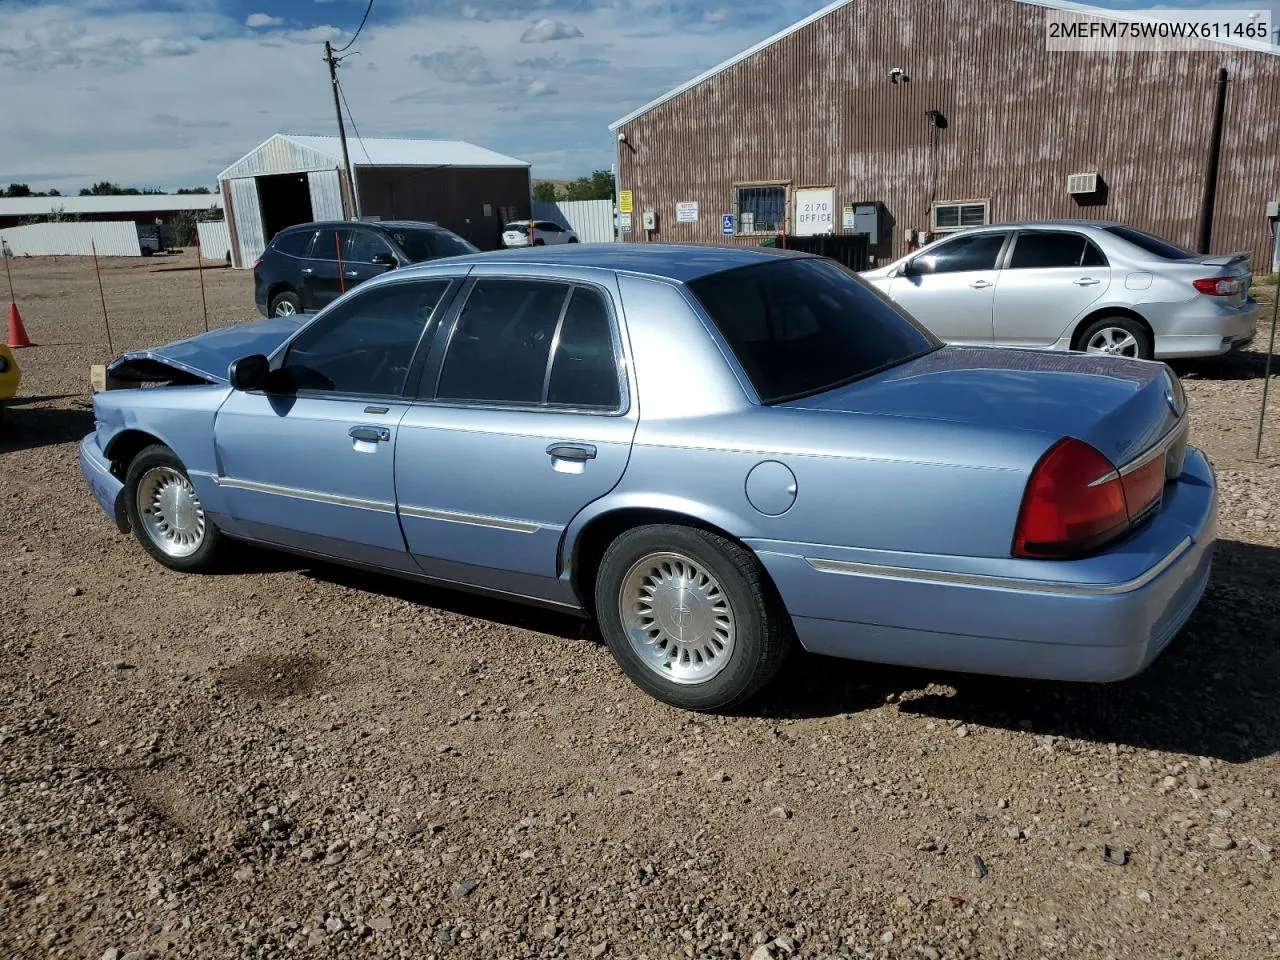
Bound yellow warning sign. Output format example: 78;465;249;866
619;190;634;214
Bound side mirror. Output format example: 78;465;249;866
229;354;269;391
900;259;919;277
371;252;398;268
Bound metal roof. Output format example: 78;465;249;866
396;242;809;283
218;133;529;181
609;0;1279;130
0;194;223;218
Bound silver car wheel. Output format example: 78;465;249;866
618;551;736;685
1085;326;1140;358
273;300;296;317
137;466;206;558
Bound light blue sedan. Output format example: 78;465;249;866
79;244;1217;712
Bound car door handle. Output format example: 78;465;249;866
349;426;391;442
546;442;596;461
345;270;360;278
1074;277;1101;286
969;279;993;289
300;267;313;275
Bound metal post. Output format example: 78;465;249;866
1254;278;1279;458
335;230;347;295
91;240;114;355
1198;67;1229;254
2;238;14;303
324;40;359;220
195;228;210;333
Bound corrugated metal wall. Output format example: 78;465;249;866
615;0;1280;268
228;177;265;269
0;221;142;257
355;166;532;250
309;170;345;221
219;135;341;181
196;220;233;261
532;199;617;243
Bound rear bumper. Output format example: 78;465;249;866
79;433;127;531
1151;298;1258;359
751;446;1217;683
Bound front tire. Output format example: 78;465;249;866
1077;315;1152;360
594;524;792;712
124;445;224;572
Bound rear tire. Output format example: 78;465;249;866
567;237;579;243
124;445;224;573
1076;315;1152;360
533;239;546;246
594;524;792;712
269;290;301;317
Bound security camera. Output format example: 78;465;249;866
888;67;908;83
617;132;627;142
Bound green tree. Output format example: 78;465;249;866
3;183;33;198
561;169;615;202
47;189;61;197
176;186;212;195
531;181;559;202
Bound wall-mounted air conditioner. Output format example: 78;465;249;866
1067;172;1099;195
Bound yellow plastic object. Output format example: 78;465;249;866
0;344;21;404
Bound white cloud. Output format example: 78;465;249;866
519;18;583;42
704;7;731;23
246;13;284;28
138;38;198;57
526;79;557;96
415;46;498;84
281;25;349;44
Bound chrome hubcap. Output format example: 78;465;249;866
273;300;296;316
137;466;206;558
1086;327;1140;357
619;552;736;685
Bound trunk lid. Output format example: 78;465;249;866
782;345;1183;470
107;315;305;384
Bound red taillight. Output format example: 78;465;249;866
253;258;262;269
1120;454;1165;523
1013;438;1129;559
1192;276;1244;297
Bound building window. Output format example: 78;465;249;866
735;184;787;235
931;200;989;232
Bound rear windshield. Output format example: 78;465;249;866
686;257;941;404
1103;225;1197;261
387;228;478;261
504;222;531;231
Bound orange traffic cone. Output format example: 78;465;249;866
8;302;32;348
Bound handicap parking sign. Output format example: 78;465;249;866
722;214;735;235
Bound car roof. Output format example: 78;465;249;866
396;242;813;283
959;220;1121;231
280;219;442;232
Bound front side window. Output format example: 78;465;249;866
687;258;940;404
912;232;1006;275
281;280;449;396
1009;231;1108;269
345;229;393;264
310;227;350;262
735;185;786;235
435;279;621;409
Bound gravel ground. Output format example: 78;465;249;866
2;252;1278;960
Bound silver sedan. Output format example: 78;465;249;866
861;221;1257;360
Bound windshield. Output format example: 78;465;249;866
504;222;531;231
387;228;478;261
1103;225;1197;261
686;257;942;404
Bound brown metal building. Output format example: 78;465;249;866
610;0;1280;270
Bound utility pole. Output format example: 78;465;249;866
324;40;360;220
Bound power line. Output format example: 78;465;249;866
334;0;373;53
337;76;373;167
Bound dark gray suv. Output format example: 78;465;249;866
253;220;478;317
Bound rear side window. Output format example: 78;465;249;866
272;229;314;257
1009;232;1108;269
435;279;621;409
1103;225;1196;260
389;228;478;261
687;258;940;404
912;233;1006;274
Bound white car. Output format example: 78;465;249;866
502;220;579;247
861;221;1257;360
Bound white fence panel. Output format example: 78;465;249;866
532;199;616;243
0;221;142;257
228;176;265;269
197;220;233;262
309;169;345;221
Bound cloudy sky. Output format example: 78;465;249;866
0;0;1273;192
